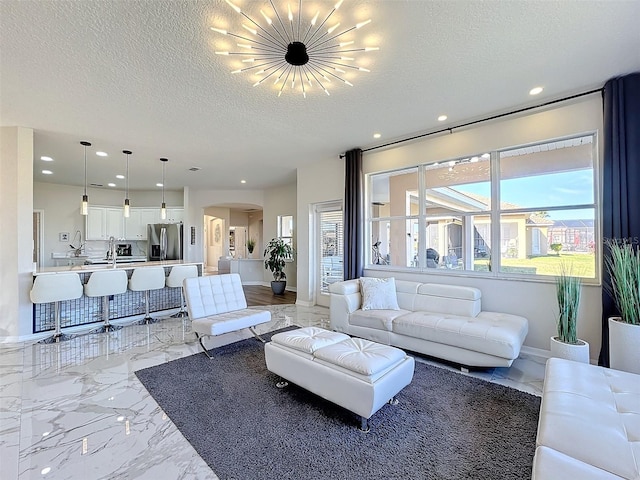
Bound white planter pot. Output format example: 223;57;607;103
550;336;590;364
609;317;640;374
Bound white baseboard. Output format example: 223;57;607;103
520;345;551;359
520;344;597;365
295;299;314;307
0;307;182;344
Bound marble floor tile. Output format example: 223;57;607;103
1;304;544;480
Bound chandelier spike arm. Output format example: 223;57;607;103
311;58;369;72
276;65;294;95
304;4;340;47
269;0;293;44
307;23;361;51
257;7;290;47
211;28;283;52
308;19;371;51
237;10;286;49
306;66;331;95
296;0;302;42
312;63;353;86
232;58;289;74
301;10;321;44
252;63;287;87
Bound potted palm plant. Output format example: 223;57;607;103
604;238;640;374
264;238;294;295
246;238;256;256
550;264;589;363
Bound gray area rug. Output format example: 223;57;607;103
135;329;540;480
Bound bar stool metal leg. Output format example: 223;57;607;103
91;295;123;333
136;291;159;325
40;301;74;343
171;288;188;318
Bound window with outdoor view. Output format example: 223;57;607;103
367;133;597;279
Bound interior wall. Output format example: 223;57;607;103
0;127;34;340
296;157;345;304
32;182;184;266
263;182;297;289
247;211;263;259
184;188;264;264
296;95;604;358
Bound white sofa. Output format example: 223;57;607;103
329;278;528;368
533;358;640;480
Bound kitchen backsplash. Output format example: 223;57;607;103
83;240;148;259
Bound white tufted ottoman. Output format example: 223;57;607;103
533;358;640;479
265;327;415;431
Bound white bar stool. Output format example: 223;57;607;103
166;265;198;318
129;266;166;324
30;273;83;343
84;270;128;333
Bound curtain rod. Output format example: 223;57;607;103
339;87;603;158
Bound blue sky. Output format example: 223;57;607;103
456;169;594;220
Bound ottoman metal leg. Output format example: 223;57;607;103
359;416;370;433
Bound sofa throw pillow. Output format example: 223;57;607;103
360;277;400;311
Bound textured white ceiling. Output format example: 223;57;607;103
1;0;639;192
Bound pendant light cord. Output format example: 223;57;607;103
83;146;87;196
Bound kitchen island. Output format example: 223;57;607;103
32;261;203;334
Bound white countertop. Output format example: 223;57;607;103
33;260;203;276
87;256;147;264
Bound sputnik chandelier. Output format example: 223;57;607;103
211;0;378;97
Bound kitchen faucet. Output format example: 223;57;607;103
108;236;117;268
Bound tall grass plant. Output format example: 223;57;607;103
556;263;582;344
604;238;640;325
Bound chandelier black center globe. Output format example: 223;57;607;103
285;41;309;66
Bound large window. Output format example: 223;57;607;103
367;134;597;279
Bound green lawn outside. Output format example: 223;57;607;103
474;253;596;278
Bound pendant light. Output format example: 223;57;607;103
123;150;132;218
80;141;91;215
160;158;168;220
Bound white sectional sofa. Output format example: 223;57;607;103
533;358;640;480
329;278;528;368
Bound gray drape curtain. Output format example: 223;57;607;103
344;148;364;280
599;72;640;367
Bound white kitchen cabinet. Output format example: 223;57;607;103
141;208;160;228
166;208;184;223
86;206;124;240
105;207;124;239
124;208;143;240
86;206;106;240
124;208;161;240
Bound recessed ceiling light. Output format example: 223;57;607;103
240;180;247;184
116;175;125;179
40;156;53;161
96;151;108;157
373;133;381;139
42;170;53;175
108;183;116;187
156;183;163;187
438;115;447;122
41;467;51;475
529;86;543;95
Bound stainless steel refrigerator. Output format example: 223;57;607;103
147;223;183;261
